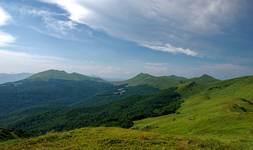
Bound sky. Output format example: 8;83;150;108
0;0;253;79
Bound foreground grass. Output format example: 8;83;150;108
133;76;253;149
0;127;249;150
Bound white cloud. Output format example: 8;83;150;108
40;0;241;56
0;7;15;47
40;0;90;23
0;32;16;47
142;42;198;56
0;7;11;26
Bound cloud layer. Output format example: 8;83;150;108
40;0;240;56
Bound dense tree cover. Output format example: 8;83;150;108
9;88;181;135
0;70;160;120
0;128;29;141
0;70;220;137
0;82;159;127
0;79;114;117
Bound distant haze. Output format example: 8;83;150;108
0;73;32;84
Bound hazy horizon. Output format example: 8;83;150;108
0;69;250;81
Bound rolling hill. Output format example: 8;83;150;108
133;75;253;147
28;70;104;82
0;70;114;118
117;73;219;89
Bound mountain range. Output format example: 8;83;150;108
0;70;253;149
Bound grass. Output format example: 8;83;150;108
133;76;253;148
0;127;249;150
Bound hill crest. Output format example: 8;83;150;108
119;73;218;89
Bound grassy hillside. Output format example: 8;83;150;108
0;127;248;150
133;76;253;144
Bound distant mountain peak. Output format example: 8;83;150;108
169;75;178;78
188;74;219;85
201;74;212;78
199;74;217;80
28;70;104;82
135;73;153;78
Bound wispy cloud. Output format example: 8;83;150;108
18;6;76;35
39;0;241;56
0;6;15;47
142;42;198;56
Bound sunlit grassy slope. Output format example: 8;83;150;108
133;76;253;142
1;127;251;150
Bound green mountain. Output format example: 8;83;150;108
0;70;160;133
0;70;114;118
188;74;219;85
28;70;104;82
118;73;219;89
118;73;188;89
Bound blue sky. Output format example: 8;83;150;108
0;0;253;79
